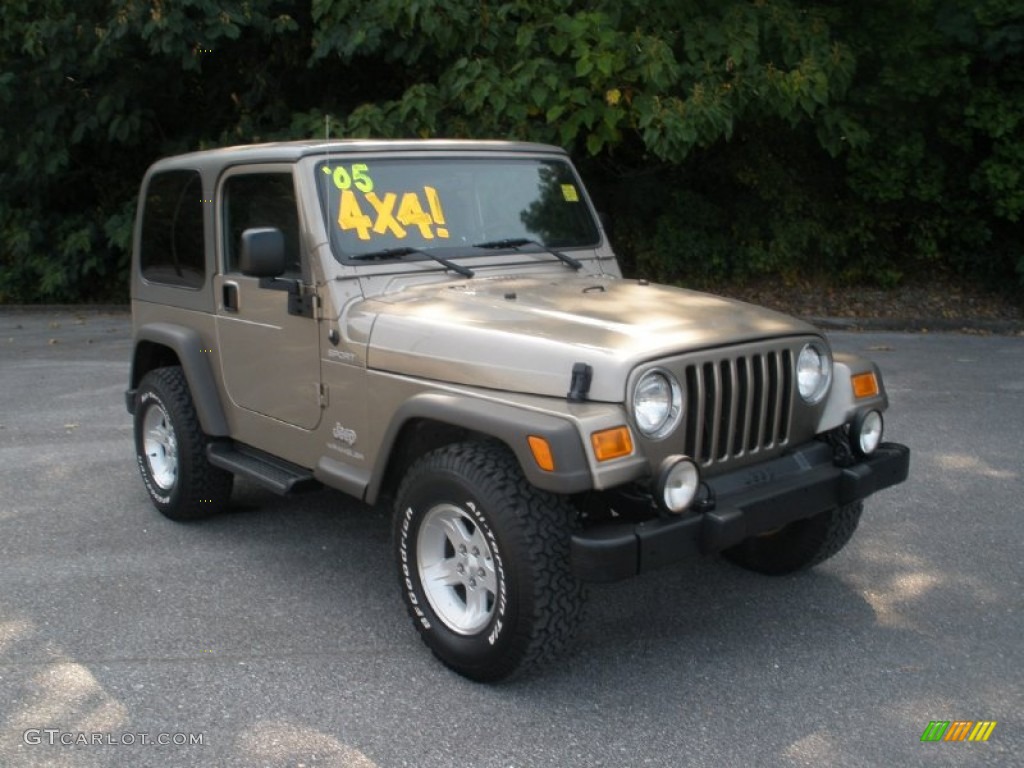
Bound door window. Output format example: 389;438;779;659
222;173;301;275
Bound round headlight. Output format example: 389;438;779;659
632;370;682;439
797;343;832;404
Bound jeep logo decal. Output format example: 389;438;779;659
332;422;357;445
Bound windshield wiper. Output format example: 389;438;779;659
472;238;582;271
350;246;474;278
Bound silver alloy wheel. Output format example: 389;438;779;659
142;403;178;491
417;503;498;635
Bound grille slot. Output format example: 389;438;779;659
683;348;793;466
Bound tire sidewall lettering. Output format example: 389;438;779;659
400;505;430;629
464;500;508;645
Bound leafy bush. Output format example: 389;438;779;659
1;0;1021;302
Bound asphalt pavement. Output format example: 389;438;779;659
0;308;1021;767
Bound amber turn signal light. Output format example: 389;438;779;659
527;435;555;472
591;426;634;462
852;372;880;399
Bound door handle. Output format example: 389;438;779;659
223;281;239;312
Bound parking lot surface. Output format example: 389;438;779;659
1;309;1021;767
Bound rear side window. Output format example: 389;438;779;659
140;170;206;288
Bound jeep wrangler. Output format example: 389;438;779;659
125;140;910;681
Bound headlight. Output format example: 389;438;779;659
797;343;832;404
632;369;683;439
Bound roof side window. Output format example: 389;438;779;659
140;170;206;288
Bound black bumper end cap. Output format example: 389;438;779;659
570;526;639;583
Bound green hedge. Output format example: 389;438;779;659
1;0;1021;302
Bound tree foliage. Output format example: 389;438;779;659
0;0;1021;302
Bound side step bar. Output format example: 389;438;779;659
207;442;322;495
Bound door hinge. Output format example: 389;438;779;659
318;383;329;409
287;283;318;319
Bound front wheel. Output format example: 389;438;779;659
394;441;585;682
722;502;864;575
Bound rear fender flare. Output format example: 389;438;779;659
130;323;229;436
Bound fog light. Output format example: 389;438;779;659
851;410;884;457
654;456;700;513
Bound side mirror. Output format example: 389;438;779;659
239;227;286;278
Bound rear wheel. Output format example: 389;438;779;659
133;366;232;520
394;441;585;682
722;502;864;575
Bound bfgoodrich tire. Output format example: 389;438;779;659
394;441;585;682
133;366;233;521
722;502;864;575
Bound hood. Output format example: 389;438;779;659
360;276;817;401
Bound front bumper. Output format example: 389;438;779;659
571;441;910;582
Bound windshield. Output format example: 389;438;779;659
315;156;600;261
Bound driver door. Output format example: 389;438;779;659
214;167;322;430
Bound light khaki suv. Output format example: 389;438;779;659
126;139;910;681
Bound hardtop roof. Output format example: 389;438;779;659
148;139;568;174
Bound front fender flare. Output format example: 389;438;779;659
364;392;593;504
817;353;890;434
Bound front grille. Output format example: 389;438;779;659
681;348;793;466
